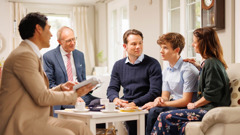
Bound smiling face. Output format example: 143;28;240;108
123;34;143;60
192;35;200;53
58;28;76;53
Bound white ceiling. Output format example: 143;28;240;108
8;0;107;5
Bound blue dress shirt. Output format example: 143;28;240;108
162;57;199;100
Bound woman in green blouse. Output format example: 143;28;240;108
151;27;231;135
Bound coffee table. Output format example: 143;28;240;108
55;109;148;135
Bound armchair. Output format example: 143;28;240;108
185;63;240;135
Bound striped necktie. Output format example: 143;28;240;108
66;53;73;81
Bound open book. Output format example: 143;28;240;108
73;77;100;91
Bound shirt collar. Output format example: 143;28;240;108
24;39;41;58
125;54;144;65
60;45;72;56
167;57;183;72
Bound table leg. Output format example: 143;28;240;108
106;122;113;128
89;119;96;135
137;114;145;135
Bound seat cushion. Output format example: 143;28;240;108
205;123;240;135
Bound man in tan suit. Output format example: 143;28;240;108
0;12;93;135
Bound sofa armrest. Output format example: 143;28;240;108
185;122;204;135
200;107;240;133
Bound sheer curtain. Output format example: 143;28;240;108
72;6;95;75
10;2;26;49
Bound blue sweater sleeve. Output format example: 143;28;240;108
107;61;121;101
133;60;162;105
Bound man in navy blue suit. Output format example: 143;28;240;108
43;26;99;117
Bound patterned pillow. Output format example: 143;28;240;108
230;79;240;107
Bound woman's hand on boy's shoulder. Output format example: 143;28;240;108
183;58;200;70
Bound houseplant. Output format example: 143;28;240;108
95;51;108;76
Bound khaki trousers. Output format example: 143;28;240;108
43;117;93;135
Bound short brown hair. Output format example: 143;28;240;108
157;33;185;54
123;29;143;44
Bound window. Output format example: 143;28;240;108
22;3;73;56
40;14;71;55
168;0;180;32
186;0;201;59
167;0;201;59
107;0;129;72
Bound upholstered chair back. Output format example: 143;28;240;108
227;63;240;107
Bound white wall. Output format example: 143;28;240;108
129;0;162;65
94;2;108;66
235;0;240;63
0;0;12;60
127;0;236;65
87;6;96;55
0;0;238;66
217;0;235;64
0;0;96;63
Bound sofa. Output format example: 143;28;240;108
185;63;240;135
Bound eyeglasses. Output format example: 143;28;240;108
62;37;77;44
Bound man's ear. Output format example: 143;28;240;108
175;47;180;54
35;24;43;34
57;40;61;45
123;44;127;50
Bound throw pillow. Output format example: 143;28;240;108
230;79;240;107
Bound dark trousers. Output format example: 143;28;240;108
145;107;179;135
151;109;207;135
124;114;149;135
125;120;137;135
81;94;99;105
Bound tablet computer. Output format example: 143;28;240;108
73;77;100;91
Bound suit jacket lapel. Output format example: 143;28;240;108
39;62;49;89
73;50;82;81
55;45;68;80
38;56;49;88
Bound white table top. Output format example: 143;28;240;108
55;109;148;119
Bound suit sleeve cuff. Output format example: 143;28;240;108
50;85;62;91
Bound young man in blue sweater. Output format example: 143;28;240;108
142;33;199;135
107;29;162;135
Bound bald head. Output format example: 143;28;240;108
57;26;76;53
57;26;74;41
